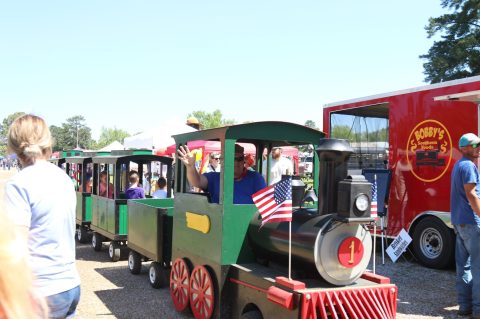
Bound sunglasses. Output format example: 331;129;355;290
473;143;480;148
213;157;220;160
234;155;245;162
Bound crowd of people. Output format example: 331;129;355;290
0;158;19;170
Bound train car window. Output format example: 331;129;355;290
85;163;93;193
262;146;296;185
150;161;169;197
119;163;127;192
75;163;83;191
141;163;152;196
67;163;83;191
228;142;264;205
98;164;114;199
92;163;99;195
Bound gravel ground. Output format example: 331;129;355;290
0;170;461;318
75;242;189;319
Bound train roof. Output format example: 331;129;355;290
91;151;173;165
63;151;98;163
172;121;325;146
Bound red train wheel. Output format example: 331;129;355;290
189;265;215;319
170;258;190;312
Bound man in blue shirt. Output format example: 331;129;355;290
450;133;480;318
177;144;266;204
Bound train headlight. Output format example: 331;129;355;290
337;176;372;219
354;194;369;212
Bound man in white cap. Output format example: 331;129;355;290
450;132;480;318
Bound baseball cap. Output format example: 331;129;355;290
459;133;480;148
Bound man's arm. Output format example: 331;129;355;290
177;145;208;190
464;183;480;217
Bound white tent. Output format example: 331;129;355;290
98;140;124;152
124;123;197;150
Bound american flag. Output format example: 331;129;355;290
252;177;292;225
371;175;378;218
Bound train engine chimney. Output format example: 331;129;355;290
316;138;353;215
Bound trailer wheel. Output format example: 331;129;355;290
77;226;91;244
109;242;121;262
412;217;455;269
128;251;142;274
241;310;263;319
190;265;215;319
149;262;168;289
91;232;103;251
170;258;191;312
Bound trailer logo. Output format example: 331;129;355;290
407;119;452;182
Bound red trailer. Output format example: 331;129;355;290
323;76;480;269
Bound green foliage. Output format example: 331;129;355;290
301;176;314;189
188;109;235;129
0;112;26;140
420;0;480;83
50;115;94;151
304;120;318;130
298;121;320;153
331;125;388;142
0;145;7;157
49;125;65;152
331;125;352;139
96;127;130;149
0;112;26;156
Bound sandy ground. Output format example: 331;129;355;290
0;168;462;319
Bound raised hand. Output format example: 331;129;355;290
177;145;196;167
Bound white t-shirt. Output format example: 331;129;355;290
205;162;220;173
263;156;294;184
152;189;168;199
5;160;80;296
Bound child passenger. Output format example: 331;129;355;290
152;177;168;199
125;171;145;199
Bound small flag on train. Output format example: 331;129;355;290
371;174;378;218
252;176;292;225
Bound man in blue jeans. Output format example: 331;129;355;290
451;133;480;318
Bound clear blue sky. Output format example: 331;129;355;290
0;1;445;140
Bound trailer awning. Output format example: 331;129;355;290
434;90;480;103
331;102;389;119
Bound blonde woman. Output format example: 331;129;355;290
4;114;81;318
0;211;48;318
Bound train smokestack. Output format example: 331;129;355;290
316;139;353;215
290;175;306;207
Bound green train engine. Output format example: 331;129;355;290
169;121;398;319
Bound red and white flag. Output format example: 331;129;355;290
252;177;292;225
